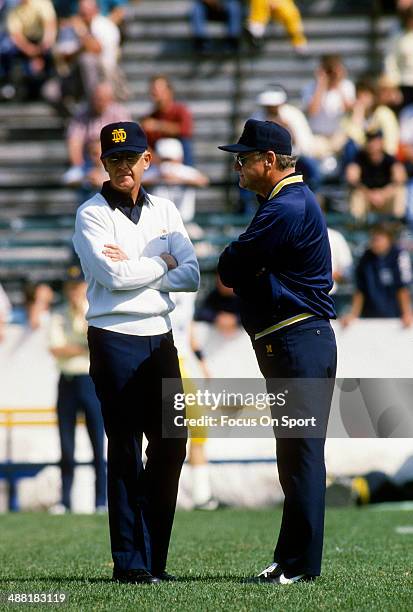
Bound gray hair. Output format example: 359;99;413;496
275;154;297;171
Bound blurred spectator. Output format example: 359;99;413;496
302;54;355;159
384;7;413;109
245;0;308;55
0;0;57;100
346;130;407;220
327;456;413;506
141;75;194;166
53;0;128;25
53;0;123;106
341;223;413;327
143;137;209;223
342;78;400;164
195;274;241;337
399;102;413;223
327;227;353;295
13;282;54;329
254;85;321;191
48;266;106;514
191;0;242;54
62;80;130;185
376;74;404;115
0;282;11;342
77;137;107;199
169;290;217;510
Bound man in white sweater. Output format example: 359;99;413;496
73;121;200;584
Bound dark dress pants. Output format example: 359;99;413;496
88;326;187;575
253;318;337;577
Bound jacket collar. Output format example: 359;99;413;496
257;172;304;205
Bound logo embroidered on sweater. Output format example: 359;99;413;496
160;230;168;240
111;128;127;143
266;344;273;356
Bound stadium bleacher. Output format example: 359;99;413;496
0;0;399;297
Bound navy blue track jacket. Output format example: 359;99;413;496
218;174;336;336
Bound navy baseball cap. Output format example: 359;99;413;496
218;119;292;155
100;121;148;159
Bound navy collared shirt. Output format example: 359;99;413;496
101;181;148;225
218;173;336;336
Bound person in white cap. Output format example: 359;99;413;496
143;137;209;223
254;85;320;191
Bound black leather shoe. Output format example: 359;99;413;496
112;569;160;584
156;571;177;581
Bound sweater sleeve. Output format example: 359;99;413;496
73;205;168;291
149;202;200;293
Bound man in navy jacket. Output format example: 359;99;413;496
218;119;337;584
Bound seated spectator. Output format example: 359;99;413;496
62;80;130;185
195;274;241;337
141;75;194;166
191;0;242;54
384;6;413;109
0;282;11;342
302;54;355;159
342;78;400;163
346;130;407;220
53;0;124;105
254;85;321;191
341;223;413;327
245;0;308;55
54;0;129;24
376;74;404;116
143;138;209;223
0;0;57;100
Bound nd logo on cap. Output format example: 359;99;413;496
112;128;127;143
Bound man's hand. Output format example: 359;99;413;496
102;244;129;261
160;252;178;270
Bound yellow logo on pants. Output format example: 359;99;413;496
112;129;127;143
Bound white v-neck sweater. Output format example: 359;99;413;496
73;191;200;336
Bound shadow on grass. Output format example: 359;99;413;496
1;574;251;585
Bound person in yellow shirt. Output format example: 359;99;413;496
1;0;57;99
48;265;106;514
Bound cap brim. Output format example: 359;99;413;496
101;144;147;159
217;144;258;153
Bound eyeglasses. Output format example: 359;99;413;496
106;153;142;166
233;152;259;167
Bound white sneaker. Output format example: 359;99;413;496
257;562;279;578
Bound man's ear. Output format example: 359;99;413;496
102;159;108;173
143;150;152;170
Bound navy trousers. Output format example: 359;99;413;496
56;373;106;510
253;318;337;577
88;327;187;575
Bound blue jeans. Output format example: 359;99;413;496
191;0;242;38
56;373;106;510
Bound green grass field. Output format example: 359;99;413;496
1;507;413;611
